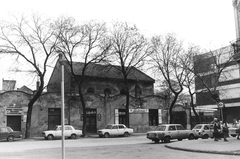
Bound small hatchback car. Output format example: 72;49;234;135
192;124;213;139
0;126;22;141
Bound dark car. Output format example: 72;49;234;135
0;126;22;141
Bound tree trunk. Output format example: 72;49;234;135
169;94;178;124
125;91;130;128
24;86;43;139
78;85;86;137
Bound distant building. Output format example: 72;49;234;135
17;86;33;94
2;79;16;91
194;46;240;123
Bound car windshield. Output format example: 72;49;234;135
193;125;202;129
7;127;13;132
155;126;166;131
105;125;113;129
56;126;62;130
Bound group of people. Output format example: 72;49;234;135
211;117;240;142
212;118;229;141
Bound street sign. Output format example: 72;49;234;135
218;102;224;108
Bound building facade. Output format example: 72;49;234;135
194;46;240;123
0;60;192;137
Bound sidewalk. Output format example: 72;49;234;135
166;137;240;156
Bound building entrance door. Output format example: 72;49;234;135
86;109;97;133
48;108;61;130
7;116;21;131
119;109;126;125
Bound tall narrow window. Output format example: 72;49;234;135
149;109;158;126
135;84;142;98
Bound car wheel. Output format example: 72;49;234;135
178;139;182;141
188;134;195;140
104;133;110;138
71;134;77;139
154;139;160;143
202;134;209;139
7;136;14;142
47;134;54;140
123;132;129;137
164;136;170;143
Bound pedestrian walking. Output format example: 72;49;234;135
221;120;229;142
212;118;221;141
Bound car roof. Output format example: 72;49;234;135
195;124;213;126
157;124;182;126
108;124;125;126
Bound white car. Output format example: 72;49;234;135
42;125;82;140
146;124;195;143
97;124;134;138
192;124;214;139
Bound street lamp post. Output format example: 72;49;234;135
59;53;65;159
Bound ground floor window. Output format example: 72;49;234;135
149;109;158;126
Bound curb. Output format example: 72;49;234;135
165;145;240;156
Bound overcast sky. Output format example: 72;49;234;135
0;0;237;89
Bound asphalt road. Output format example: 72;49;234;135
0;135;239;159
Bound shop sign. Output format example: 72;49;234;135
129;109;148;114
5;108;23;115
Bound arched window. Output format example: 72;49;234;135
87;87;94;94
135;84;142;98
104;88;111;96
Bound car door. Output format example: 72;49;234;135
168;125;178;139
64;126;72;137
111;125;119;135
176;125;188;139
118;125;125;135
55;126;62;137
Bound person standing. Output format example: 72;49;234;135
213;118;220;141
222;120;229;142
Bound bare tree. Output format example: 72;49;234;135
0;14;59;138
108;22;150;127
191;46;235;121
150;33;187;124
54;17;111;136
180;46;201;124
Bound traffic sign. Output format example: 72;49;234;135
218;102;224;108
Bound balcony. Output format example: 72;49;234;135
231;39;240;63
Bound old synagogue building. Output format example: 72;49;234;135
1;59;190;137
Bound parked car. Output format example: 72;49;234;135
192;124;214;139
228;123;239;137
42;125;82;140
97;124;134;138
146;124;195;143
0;126;22;142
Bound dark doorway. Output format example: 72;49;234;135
7;116;21;131
48;108;61;130
86;109;97;133
119;109;126;125
173;111;187;129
